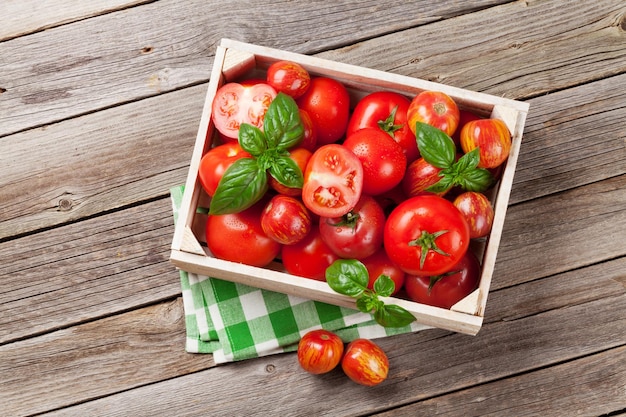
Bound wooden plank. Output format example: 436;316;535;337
492;174;626;290
0;198;181;344
0;298;212;417
32;293;626;416
372;346;626;417
0;0;626;136
0;0;509;138
0;0;152;41
0;84;204;240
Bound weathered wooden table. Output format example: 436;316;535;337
1;1;625;416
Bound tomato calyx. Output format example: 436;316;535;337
408;229;451;270
428;269;460;292
325;211;360;230
377;105;404;138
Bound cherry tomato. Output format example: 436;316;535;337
453;191;494;239
347;91;419;163
211;82;277;141
460;118;512;169
384;195;470;276
198;142;251;196
402;157;446;198
269;147;312;196
297;330;344;375
206;202;281;267
302;144;364;218
261;195;312;245
407;90;460;137
297;77;350;145
361;248;405;296
266;60;311;99
342;127;407;196
319;195;385;260
282;228;339;281
341;339;389;387
404;249;480;309
298;109;317;152
451;109;482;150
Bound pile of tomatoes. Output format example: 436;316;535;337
199;59;512;310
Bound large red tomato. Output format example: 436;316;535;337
342;128;407;196
211;82;277;141
266;60;311;99
404;249;481;309
361;248;405;296
460;118;512;168
347;91;419;163
318;195;385;260
453;191;494;239
341;339;389;386
281;228;339;281
206;202;281;267
198;142;252;197
297;329;344;375
384;195;470;276
407;90;460;137
297;77;350;145
261;195;312;245
302;144;364;218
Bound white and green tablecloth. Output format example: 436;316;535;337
171;186;429;363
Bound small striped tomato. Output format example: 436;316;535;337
341;339;389;386
261;195;312;245
297;330;344;375
407;90;460;137
453;191;494;239
460;118;512;169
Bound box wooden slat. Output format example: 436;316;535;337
170;38;529;335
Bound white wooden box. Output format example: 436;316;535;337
170;38;529;335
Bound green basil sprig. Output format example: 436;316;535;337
414;121;493;193
209;93;304;215
325;259;416;328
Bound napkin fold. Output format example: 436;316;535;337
171;185;428;363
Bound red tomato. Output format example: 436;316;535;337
347;91;419;163
298;109;317;152
302;144;364;217
342;128;407;196
206;202;281;267
384;195;470;276
281;228;339;281
261;195;312;245
269;147;312;196
402;157;446;197
361;248;405;296
404;249;480;309
211;82;277;141
266;60;311;99
297;330;344;375
319;195;385;260
451;109;482;150
407;90;460;137
460;118;512;168
198;142;251;196
297;77;350;145
453;191;494;239
341;339;389;387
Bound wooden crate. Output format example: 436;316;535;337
170;38;529;335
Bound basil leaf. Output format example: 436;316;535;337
455;147;480;173
426;174;455;194
325;259;369;297
374;304;416;328
356;293;379;314
415;121;456;169
373;275;395;298
209;158;268;215
238;123;267;156
263;93;304;150
268;154;304;189
456;167;494;192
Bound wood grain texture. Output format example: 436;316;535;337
33;294;626;417
0;298;212;417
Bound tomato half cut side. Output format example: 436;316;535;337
211;82;277;141
302;144;364;217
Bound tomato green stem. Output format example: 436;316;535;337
408;230;450;270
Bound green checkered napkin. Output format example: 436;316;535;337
171;186;429;363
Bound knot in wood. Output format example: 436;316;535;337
265;364;276;373
58;198;73;211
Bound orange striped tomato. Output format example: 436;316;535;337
297;330;344;374
460;118;512;169
341;339;389;386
